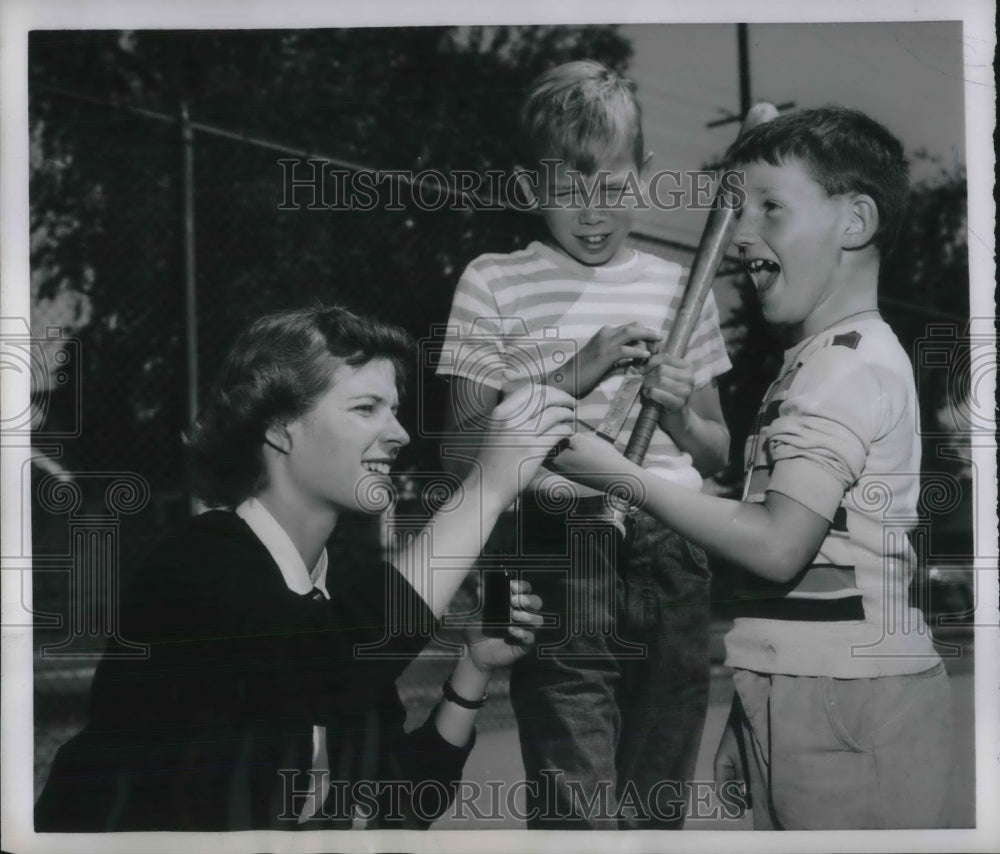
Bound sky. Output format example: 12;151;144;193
623;20;970;249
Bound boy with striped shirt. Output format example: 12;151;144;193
436;60;731;828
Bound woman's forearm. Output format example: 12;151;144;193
433;656;491;747
393;469;510;617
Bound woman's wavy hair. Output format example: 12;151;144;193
185;305;413;508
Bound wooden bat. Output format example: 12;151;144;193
601;102;780;464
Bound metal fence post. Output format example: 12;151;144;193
180;102;199;514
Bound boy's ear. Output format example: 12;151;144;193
264;423;291;455
842;193;879;249
511;165;539;210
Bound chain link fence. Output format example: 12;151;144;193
29;86;712;799
28;81;975;807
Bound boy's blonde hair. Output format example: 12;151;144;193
520;60;644;174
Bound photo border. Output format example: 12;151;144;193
2;1;995;852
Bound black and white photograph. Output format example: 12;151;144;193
1;1;996;852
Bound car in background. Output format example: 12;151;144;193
910;528;977;639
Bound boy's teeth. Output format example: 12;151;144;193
745;258;780;292
362;462;391;474
582;235;607;245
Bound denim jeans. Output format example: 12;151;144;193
491;495;712;829
732;662;953;829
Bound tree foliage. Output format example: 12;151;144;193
29;31;972;525
29;27;632;501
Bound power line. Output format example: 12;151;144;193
32;80;958;320
33;80;713;260
704;24;795;128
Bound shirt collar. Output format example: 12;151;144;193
236;497;329;598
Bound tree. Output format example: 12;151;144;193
879;161;970;446
29;26;633;504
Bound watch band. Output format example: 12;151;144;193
442;676;488;709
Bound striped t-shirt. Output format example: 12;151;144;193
723;316;941;677
436;240;731;491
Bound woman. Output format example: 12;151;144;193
35;306;574;831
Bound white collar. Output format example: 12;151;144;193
236;497;329;598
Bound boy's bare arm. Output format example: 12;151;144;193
639;486;830;582
641;353;730;477
440;376;500;480
549;432;830;582
660;379;730;477
548;322;662;399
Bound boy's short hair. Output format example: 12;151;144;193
520;59;644;174
186;305;413;508
725;106;909;254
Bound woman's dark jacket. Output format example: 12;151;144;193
35;510;471;831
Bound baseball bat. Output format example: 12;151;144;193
622;101;779;465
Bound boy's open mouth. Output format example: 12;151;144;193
745;258;781;294
578;234;609;248
362;460;392;475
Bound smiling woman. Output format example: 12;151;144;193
260;358;411;560
34;305;576;832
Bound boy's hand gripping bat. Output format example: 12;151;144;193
598;102;780;463
596;102;779;535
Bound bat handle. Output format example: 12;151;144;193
624;399;660;464
622;103;779;467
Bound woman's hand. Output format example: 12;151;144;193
464;579;543;672
473;384;577;504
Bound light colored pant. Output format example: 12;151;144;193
733;662;953;829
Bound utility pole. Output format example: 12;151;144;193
181;101;198;431
738;21;751;119
707;23;795;128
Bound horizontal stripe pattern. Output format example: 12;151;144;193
726;595;865;622
786;563;857;596
725;319;938;677
438;241;731;475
